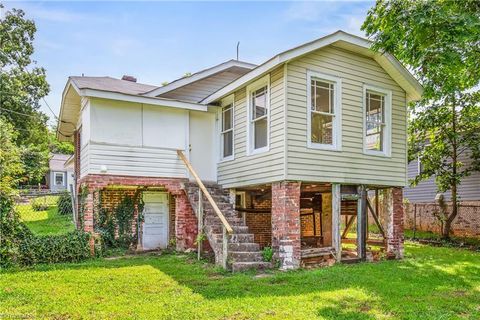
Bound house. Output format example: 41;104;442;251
57;30;422;271
403;154;480;238
404;154;480;203
45;154;74;192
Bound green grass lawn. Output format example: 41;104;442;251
1;243;479;319
16;197;75;236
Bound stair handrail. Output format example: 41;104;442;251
177;150;233;234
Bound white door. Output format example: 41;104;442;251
142;192;169;250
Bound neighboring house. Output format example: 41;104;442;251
46;154;74;192
404;154;480;203
404;154;480;238
57;31;422;270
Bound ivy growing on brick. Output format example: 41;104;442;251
94;190;145;252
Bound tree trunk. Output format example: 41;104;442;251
442;95;458;240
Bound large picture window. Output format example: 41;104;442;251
307;71;342;150
221;100;234;160
363;85;392;156
247;76;270;154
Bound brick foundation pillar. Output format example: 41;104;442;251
385;187;404;259
175;191;198;251
271;181;301;270
82;190;95;254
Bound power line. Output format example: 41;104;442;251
0;107;39;118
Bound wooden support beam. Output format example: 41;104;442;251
341;215;356;239
366;199;386;238
197;189;203;260
357;186;367;261
332;184;341;262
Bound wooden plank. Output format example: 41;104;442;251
341;215;356;239
177;150;233;234
366;199;386;238
332;183;341;262
357;187;367;261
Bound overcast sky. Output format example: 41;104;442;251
3;1;374;126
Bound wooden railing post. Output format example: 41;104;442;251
197;188;203;260
222;226;228;269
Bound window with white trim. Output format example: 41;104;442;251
54;172;64;186
363;85;391;156
307;71;342;150
247;76;270;154
221;100;234;160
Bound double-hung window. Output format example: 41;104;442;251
220;96;234;161
363;85;391;156
247;75;270;154
54;172;64;186
307;71;342;150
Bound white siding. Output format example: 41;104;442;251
285;46;408;186
82;98;191;179
217;67;285;187
88;142;186;178
189;110;217;181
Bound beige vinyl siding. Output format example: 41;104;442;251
160;67;250;103
286;45;407;186
217;67;285;187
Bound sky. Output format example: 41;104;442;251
3;1;374;126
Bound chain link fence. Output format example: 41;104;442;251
404;202;480;238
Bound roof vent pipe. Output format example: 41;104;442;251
121;75;137;82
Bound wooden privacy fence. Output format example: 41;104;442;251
405;202;480;238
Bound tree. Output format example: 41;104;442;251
363;0;480;238
0;5;51;184
48;128;74;155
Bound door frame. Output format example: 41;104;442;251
142;191;170;250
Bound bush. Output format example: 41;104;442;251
19;231;91;265
1;195;91;268
31;198;49;211
57;192;73;216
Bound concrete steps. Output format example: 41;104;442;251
183;182;270;272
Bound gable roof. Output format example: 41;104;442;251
70;76;158;95
143;59;256;98
202;30;423;104
49;154;71;172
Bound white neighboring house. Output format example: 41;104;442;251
46;154;74;192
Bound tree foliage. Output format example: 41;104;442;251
0;5;51;184
363;0;480;238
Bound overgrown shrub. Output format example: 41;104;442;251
262;246;273;262
1;194;91;268
31;197;50;211
19;231;90;265
57;192;73;216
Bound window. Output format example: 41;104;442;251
307;71;342;150
54;172;64;186
247;76;270;154
363;85;392;156
418;156;425;175
220;96;234;160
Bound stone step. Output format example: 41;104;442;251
207;224;249;234
229;251;264;262
204;216;243;225
228;242;260;251
212;233;255;244
231;261;272;273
